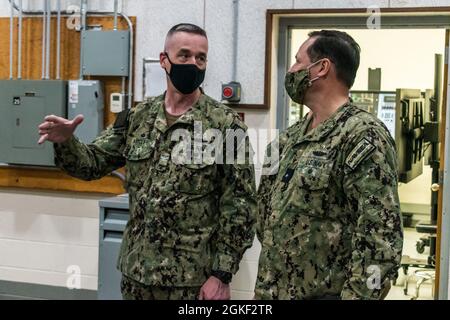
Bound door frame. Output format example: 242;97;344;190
267;7;450;299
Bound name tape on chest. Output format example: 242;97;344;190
303;158;329;168
345;138;376;170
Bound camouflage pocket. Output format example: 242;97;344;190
124;138;154;190
177;163;216;195
295;157;332;190
284;157;333;218
124;138;154;161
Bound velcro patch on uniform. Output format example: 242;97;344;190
345;138;376;170
282;168;295;183
113;109;130;129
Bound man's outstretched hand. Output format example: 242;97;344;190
38;114;84;145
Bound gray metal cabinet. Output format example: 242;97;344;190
98;194;130;300
0;80;67;166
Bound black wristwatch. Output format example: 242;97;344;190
211;270;232;284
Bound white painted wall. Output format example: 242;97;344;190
0;188;106;291
1;0;449;299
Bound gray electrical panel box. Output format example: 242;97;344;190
0;80;67;166
68;80;104;144
81;30;130;76
98;194;130;300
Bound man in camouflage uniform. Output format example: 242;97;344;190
255;30;403;300
37;23;256;300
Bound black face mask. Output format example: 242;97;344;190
164;52;206;94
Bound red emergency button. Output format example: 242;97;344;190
222;86;234;99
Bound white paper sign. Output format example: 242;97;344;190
143;58;167;98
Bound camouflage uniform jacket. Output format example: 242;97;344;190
54;93;257;287
255;103;403;300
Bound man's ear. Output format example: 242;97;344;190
317;58;332;78
160;52;168;69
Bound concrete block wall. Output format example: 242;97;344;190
0;188;105;291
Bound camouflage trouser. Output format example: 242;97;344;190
120;275;201;300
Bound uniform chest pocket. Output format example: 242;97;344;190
296;157;333;190
177;163;216;195
288;157;333;217
124;138;154;161
123;138;154;189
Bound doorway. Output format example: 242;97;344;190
273;10;450;300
